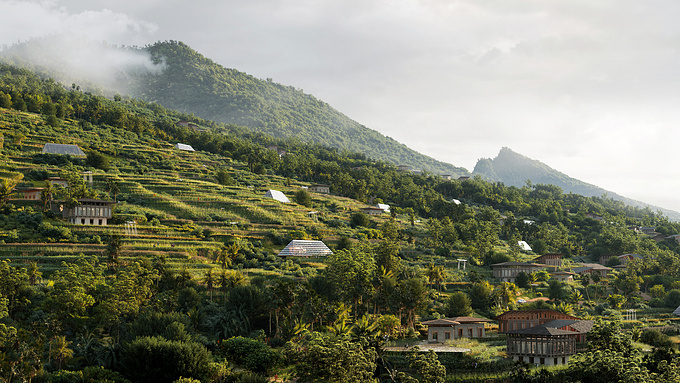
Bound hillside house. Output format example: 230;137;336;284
277;240;333;258
640;227;657;235
495;309;581;333
550;271;576;282
572;263;612;278
422;317;492;342
585;213;604;221
376;203;390;213
20;187;44;200
48;177;68;187
309;184;330;194
264;189;290;203
599;253;643;266
505;319;593;366
174;143;195;151
42;143;86;157
533;253;563;267
266;145;287;158
360;206;386;216
61;199;114;226
491;262;546;282
517;241;532;252
397;165;411;172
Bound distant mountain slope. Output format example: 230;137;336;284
473;147;680;220
127;41;468;176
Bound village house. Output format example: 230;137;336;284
264;189;290;203
572;263;612;278
422;317;492;342
550;271;576;282
278;240;333;258
585;213;604;221
360;206;386;216
533;253;563;267
505;318;593;366
266;145;287;158
61;199;114;226
174;143;195;151
42;143;86;157
491;261;547;282
309;184;330;194
494;309;581;333
20;187;44;200
48;176;69;187
599;253;643;266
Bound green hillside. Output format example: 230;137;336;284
473;147;680;220
4;61;680;382
127;41;467;176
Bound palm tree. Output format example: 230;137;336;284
426;263;446;292
50;335;74;370
203;268;216;302
0;176;22;205
40;180;56;211
27;261;42;286
496;282;520;308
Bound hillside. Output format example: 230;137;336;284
473;147;680;220
124;41;468;176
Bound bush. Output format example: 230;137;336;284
640;329;674;348
120;336;212;383
294;189;312;207
664;289;680;308
351;212;371;227
220;336;281;374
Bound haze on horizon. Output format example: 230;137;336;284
2;0;680;213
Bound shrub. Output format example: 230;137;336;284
220;336;281;374
120;336;212;383
664;289;680;308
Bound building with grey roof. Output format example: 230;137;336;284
277;240;333;258
42;143;85;156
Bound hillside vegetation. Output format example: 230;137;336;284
3;62;680;382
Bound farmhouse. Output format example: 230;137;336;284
277;240;333;258
61;199;114;226
533;253;563;267
20;187;44;200
572;263;612;278
42;143;86;156
48;177;68;187
309;184;330;194
550;271;576;282
264;189;290;203
360;206;386;216
494;309;580;333
422;317;492;342
491;261;546;282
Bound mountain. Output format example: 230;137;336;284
473;147;680;220
126;41;468;176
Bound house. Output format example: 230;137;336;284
277;240;333;258
20;188;44;200
264;189;290;203
42;143;86;156
309;184;330;194
360;206;386;216
451;199;462;205
585;213;604;221
491;262;547;282
174;143;195;151
533;253;563;267
61;199;114;226
397;165;411;172
376;203;390;213
494;309;581;333
599;253;643;266
266;145;287;158
422;317;492;342
48;177;68;187
572;263;612;278
640;227;657;235
177;121;202;131
505;319;593;366
458;176;470;181
517;241;532;252
550;271;576;282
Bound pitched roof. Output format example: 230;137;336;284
494;309;580;321
264;189;290;203
277;240;333;257
569;320;594;333
448;316;493;323
42;143;85;156
422;319;460;326
174;143;195;151
490;261;545;268
507;326;576;336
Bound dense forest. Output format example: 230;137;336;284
2;61;680;382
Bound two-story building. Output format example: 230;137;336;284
61;199;114;226
491;262;547;282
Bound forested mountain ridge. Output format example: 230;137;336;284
473;147;680;220
126;41;468;176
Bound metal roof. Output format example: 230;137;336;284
42;143;85;156
174;143;195;151
277;240;333;257
264;189;290;203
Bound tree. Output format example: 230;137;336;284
515;271;530;288
49;335;74;370
425;263;446;292
0;176;22;205
607;294;627;309
445;291;472;317
40;180;56;211
294;189;312;207
105;178;121;202
27;261;42;286
469;280;493;310
203;268;216;302
326;247;376;313
86;150;110;171
215;168;234;185
285;332;378;383
106;233;122;266
547;279;564;301
495;282;519;308
650;284;666;298
408;349;446;383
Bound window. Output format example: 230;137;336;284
444;332;450;340
432;332;438;341
540;358;545;365
529;357;534;364
81;219;85;224
554;358;558;365
98;219;102;225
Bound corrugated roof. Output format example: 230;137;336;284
42;143;85;156
278;240;333;257
264;189;290;203
507;326;576;336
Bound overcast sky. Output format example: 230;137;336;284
3;0;680;212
